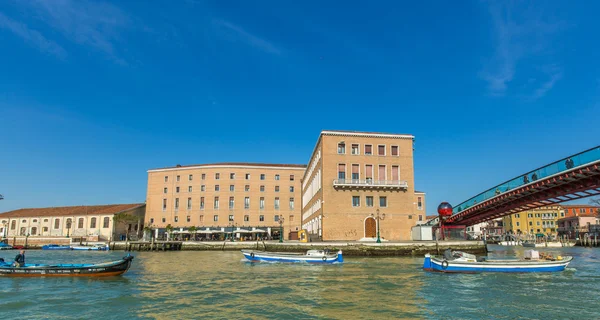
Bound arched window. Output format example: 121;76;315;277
90;218;97;229
103;217;110;228
11;220;16;230
54;219;60;229
78;218;84;229
31;227;37;235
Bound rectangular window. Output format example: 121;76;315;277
189;174;193;181
215;173;220;180
408;215;412;219
391;146;399;156
365;144;372;155
199;215;204;222
214;197;219;209
201;173;206;180
229;173;235;179
187;197;192;210
176;186;180;193
54;219;60;229
163;199;167;211
418;215;423;221
366;165;373;182
260;185;265;192
187;215;191;222
366;196;374;207
245;185;250;192
176;175;180;182
213;215;218;222
260;174;265;180
352;196;360;207
378;145;385;156
392;166;399;181
164;187;168;194
164;176;169;182
338;143;346;154
290;175;295;181
290;215;294;222
290;186;294;192
229;197;235;209
379;196;387;207
352;164;359;180
245;197;250;209
245;173;250;180
259;215;264;222
215;185;220;191
175;198;180;210
188;186;192;192
289;198;295;209
274;215;280;222
230;185;235;192
351;144;359;155
200;197;205;209
338;164;346;180
275;186;280;192
244;215;249;222
417;197;422;210
229;215;234;222
275;174;280;181
516;222;520;226
201;185;206;191
260;197;265;209
174;216;179;223
378;165;386;180
162;218;166;223
274;197;280;210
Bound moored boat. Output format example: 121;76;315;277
423;250;572;273
0;254;134;277
241;249;343;264
71;244;110;251
0;243;13;250
42;244;71;250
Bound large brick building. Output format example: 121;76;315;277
145;130;426;241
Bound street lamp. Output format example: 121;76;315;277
372;209;385;243
278;215;285;243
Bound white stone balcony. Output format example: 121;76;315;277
332;179;408;190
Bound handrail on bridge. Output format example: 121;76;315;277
453;145;600;215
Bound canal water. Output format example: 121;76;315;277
0;246;598;319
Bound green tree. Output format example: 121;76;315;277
188;226;197;241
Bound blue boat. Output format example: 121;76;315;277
42;244;71;250
0;243;13;250
241;249;343;264
423;250;572;273
0;254;134;277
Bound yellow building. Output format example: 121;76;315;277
302;130;425;241
145;163;306;240
502;205;562;236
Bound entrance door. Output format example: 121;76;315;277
365;217;376;238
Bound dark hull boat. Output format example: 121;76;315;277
0;255;134;277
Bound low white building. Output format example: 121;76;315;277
0;203;145;241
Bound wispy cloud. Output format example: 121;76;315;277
481;2;565;98
24;0;132;64
213;19;281;55
0;12;67;59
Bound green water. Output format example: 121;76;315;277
0;246;598;319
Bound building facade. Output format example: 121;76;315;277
502;204;600;236
145;163;306;239
301;131;425;241
0;204;146;241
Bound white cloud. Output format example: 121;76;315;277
0;12;67;58
213;19;281;55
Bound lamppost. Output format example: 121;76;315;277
373;209;385;243
278;215;285;243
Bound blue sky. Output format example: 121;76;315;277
0;1;599;213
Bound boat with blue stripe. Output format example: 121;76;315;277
42;244;71;250
423;250;572;273
0;254;134;277
241;249;343;264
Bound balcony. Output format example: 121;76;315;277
333;179;408;190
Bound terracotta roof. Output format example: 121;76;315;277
560;204;600;209
321;130;413;137
426;215;438;220
557;213;599;221
0;203;145;218
149;162;307;171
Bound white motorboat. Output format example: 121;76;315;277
241;249;343;264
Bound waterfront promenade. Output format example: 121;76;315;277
111;240;486;256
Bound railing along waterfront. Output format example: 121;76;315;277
453;145;600;214
333;179;408;188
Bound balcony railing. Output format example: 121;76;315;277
333;179;408;189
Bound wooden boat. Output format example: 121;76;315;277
241;249;343;264
42;244;71;250
71;244;110;251
0;254;134;277
423;250;572;273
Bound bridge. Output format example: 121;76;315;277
446;146;600;226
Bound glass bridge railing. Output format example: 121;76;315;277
453;146;600;215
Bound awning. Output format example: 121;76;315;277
172;230;189;234
251;229;267;233
233;229;252;233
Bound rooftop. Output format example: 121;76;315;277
148;162;307;172
321;130;414;138
0;203;145;219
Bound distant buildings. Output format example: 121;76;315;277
0;204;145;241
502;204;599;236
